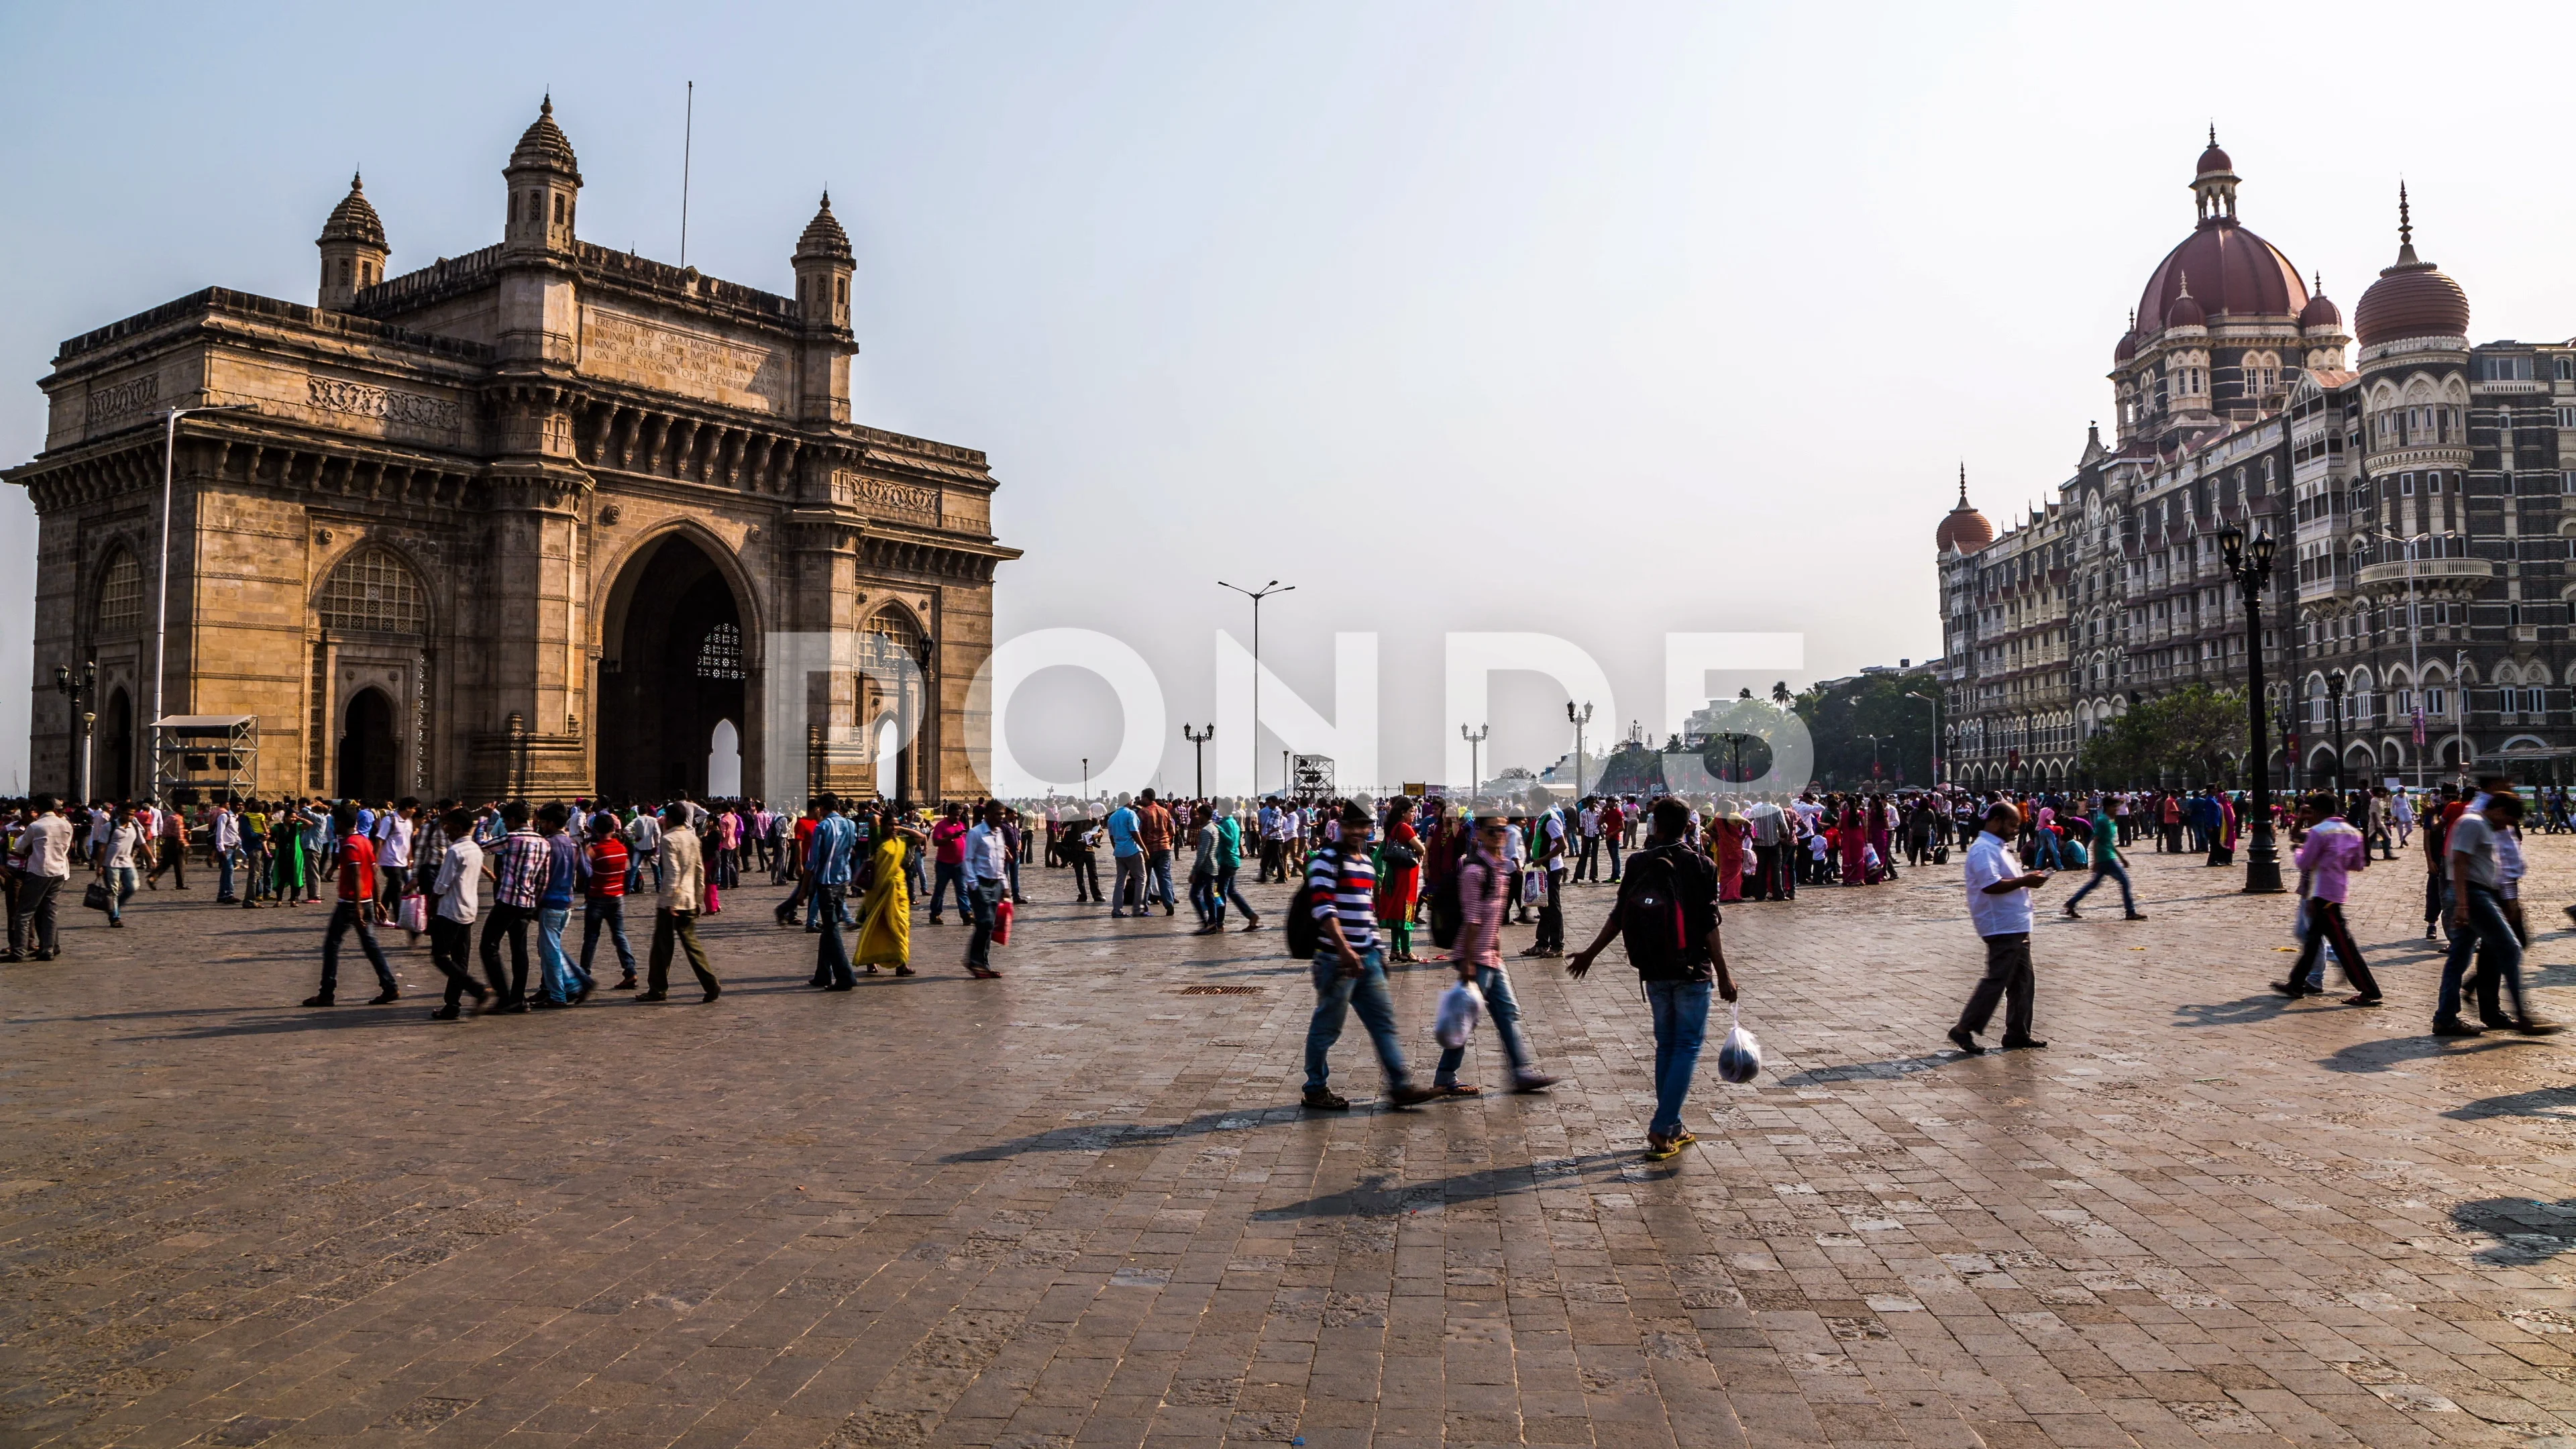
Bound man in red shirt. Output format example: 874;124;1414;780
580;814;639;988
303;802;398;1007
930;805;971;924
1137;788;1177;916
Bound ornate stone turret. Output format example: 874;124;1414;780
502;95;581;257
315;172;388;313
793;191;857;424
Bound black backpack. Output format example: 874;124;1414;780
1618;845;1717;981
1283;850;1333;958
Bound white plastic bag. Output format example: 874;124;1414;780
1716;1003;1762;1083
1434;980;1484;1049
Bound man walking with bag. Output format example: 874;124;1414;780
1431;812;1558;1097
1950;800;2051;1055
1567;798;1735;1160
1301;802;1434;1112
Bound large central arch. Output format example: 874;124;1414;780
596;532;752;802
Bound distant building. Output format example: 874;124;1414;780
1937;136;2573;788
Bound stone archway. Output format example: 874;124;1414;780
337;687;399;802
597;533;748;803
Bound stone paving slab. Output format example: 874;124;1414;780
4;840;2576;1449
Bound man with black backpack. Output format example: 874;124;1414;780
1295;801;1436;1112
1566;798;1737;1161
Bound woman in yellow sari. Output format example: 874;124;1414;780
855;811;929;975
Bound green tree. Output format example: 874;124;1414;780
2077;684;2246;786
1792;672;1938;788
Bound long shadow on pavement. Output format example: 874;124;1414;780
1250;1153;1640;1220
1774;1053;1957;1087
2321;1034;2536;1073
2453;1195;2576;1267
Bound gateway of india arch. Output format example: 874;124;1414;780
7;99;1019;806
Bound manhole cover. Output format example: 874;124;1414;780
1176;985;1263;996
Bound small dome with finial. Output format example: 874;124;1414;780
318;172;386;248
2355;182;2469;347
508;95;580;178
2195;124;2233;179
2163;272;2206;329
2299;271;2341;331
1936;465;1995;554
796;190;853;262
2113;309;2139;364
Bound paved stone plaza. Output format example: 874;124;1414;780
6;842;2576;1449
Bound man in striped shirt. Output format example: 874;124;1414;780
1301;801;1433;1112
479;801;547;1011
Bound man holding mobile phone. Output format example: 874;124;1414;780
1950;800;2051;1055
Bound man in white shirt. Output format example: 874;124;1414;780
961;800;1013;979
211;800;243;903
425;807;492;1020
1951;801;2053;1055
625;807;663;892
9;796;76;960
377;802;416;913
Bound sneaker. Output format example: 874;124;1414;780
299;994;334;1008
1947;1026;1984;1055
1431;1083;1481;1097
613;975;637;991
366;989;400;1006
2516;1020;2567;1036
1511;1073;1560;1093
1301;1088;1350;1111
2123;912;2147;920
2430;1018;2483;1038
1385;1085;1437;1108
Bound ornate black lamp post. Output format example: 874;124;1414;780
1182;722;1213;798
55;660;97;803
2218;525;2285;894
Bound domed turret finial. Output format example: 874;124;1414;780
2395;180;2417;265
542;93;552;117
2208;122;2217;148
1958;462;1968;506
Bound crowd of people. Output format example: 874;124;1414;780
2;767;2566;1161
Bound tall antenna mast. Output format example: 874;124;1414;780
680;80;694;266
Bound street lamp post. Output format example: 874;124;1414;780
54;661;97;803
1460;723;1488;804
2327;672;2347;802
1218;579;1293;794
1904;688;1941;786
1858;733;1888;784
153;402;255;802
1081;757;1090;803
2371;528;2428;794
2218;525;2286;894
1566;701;1593;798
1182;723;1214;799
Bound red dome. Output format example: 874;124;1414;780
2113;329;2139;364
2137;221;2306;331
2165;289;2206;329
2196;142;2234;177
1937;475;1994;554
2355;193;2468;347
2298;286;2343;331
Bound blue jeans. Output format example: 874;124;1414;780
105;865;140;922
932;861;971;919
215;847;238;900
1433;964;1536;1086
2438;883;2527;1024
536;904;583;1001
1190;872;1220;925
2063;859;2133;914
1148;851;1176;910
1644;979;1713;1140
2031;832;2063;870
1303;947;1413;1093
581;896;636;978
1219;867;1254;922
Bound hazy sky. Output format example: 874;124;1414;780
5;2;2572;794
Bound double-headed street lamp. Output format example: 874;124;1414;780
1181;722;1214;799
1460;722;1489;804
1566;701;1593;798
1902;687;1941;786
2217;525;2285;894
1218;579;1293;795
54;660;97;803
